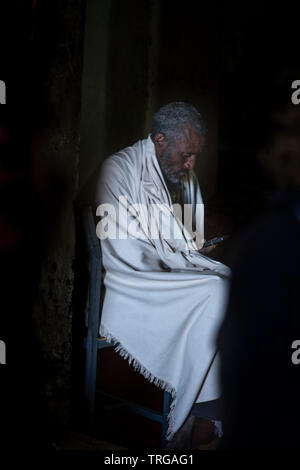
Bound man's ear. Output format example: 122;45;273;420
153;133;168;158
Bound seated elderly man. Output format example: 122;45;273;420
94;102;230;447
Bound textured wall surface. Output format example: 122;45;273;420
32;0;85;426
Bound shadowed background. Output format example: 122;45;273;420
0;0;299;450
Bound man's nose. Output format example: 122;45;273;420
183;155;195;170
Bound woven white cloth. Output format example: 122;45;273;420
94;135;230;440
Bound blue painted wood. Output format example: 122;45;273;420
83;338;112;349
162;391;171;447
81;206;102;427
80;205;171;445
98;391;165;423
97;339;113;350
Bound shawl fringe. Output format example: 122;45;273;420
100;323;177;441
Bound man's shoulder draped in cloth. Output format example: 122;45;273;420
94;135;230;440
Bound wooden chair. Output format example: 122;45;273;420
79;205;171;447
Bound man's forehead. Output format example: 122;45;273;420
176;124;204;152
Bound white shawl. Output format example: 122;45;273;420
94;135;230;440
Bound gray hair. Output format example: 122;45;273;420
150;102;207;143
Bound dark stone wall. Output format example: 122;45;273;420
104;0;154;154
79;0;111;191
30;0;85;427
79;0;160;197
155;1;220;199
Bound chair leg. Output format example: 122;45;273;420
85;341;98;431
162;391;171;448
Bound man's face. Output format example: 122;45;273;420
154;124;205;184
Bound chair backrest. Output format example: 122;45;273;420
79;205;103;342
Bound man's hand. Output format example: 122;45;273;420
199;239;217;255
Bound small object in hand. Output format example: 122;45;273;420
203;235;229;248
